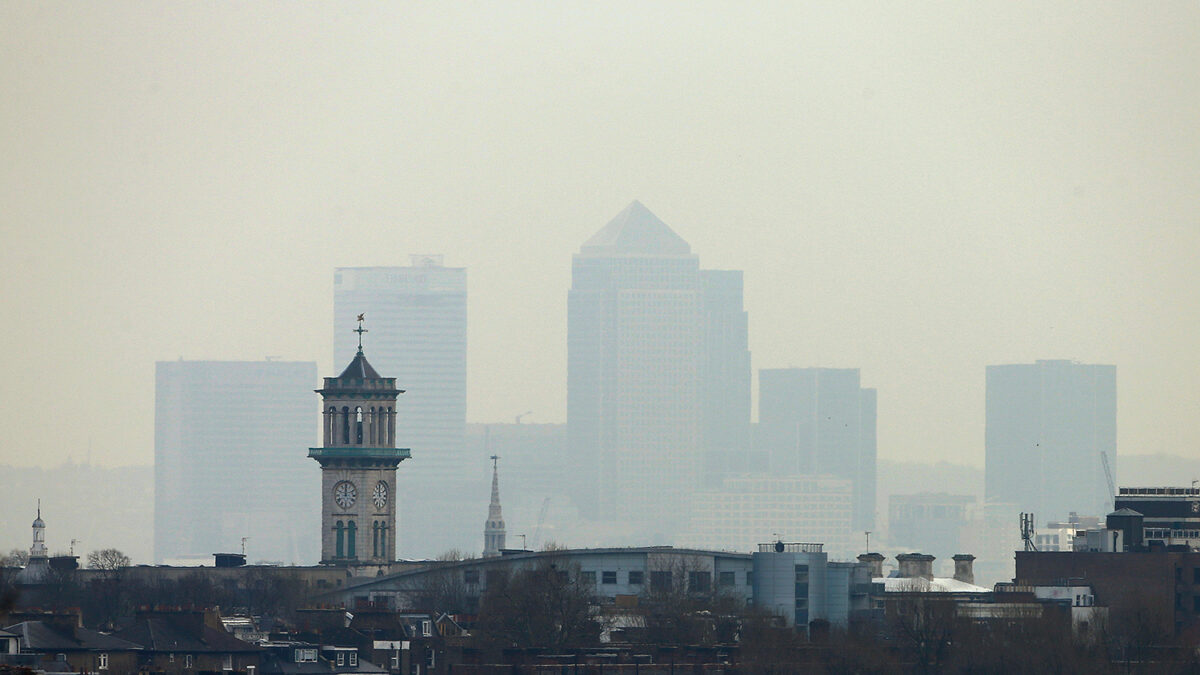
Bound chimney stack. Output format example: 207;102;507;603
952;554;976;585
896;553;935;580
857;552;885;579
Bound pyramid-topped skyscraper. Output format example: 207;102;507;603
568;201;750;541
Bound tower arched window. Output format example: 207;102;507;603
380;523;387;558
369;407;377;445
347;520;357;558
386;407;394;445
372;522;380;557
341;407;350;445
355;408;364;445
327;406;337;445
335;520;345;558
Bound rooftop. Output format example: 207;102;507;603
579;201;692;256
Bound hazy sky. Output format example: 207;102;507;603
2;2;1197;470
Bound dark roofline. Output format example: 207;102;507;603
321;546;753;596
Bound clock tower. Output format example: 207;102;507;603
310;318;409;565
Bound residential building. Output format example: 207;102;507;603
333;257;469;557
567;201;749;540
985;359;1116;521
757;367;877;531
154;360;317;564
111;609;262;674
4;617;142;674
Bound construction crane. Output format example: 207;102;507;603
1101;451;1116;511
514;411;533;424
530;497;551;550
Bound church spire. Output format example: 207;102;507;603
483;451;506;558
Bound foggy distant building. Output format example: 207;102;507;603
334;258;470;557
699;270;752;487
757;368;877;531
985;360;1116;522
154;360;317;564
567;201;750;539
681;475;854;556
887;493;975;559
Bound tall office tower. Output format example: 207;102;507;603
154;360;318;564
699;270;752;487
985;359;1116;521
334;257;469;557
570;201;745;539
758;368;878;531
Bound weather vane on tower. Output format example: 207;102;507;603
354;313;367;352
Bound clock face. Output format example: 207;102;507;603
334;481;357;509
373;481;389;510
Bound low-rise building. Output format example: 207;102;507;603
111;608;261;674
5;614;142;674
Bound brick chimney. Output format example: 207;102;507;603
857;552;885;579
895;553;935;581
952;554;976;585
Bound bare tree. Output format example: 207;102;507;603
886;585;958;675
86;548;130;571
476;560;601;650
409;567;475;614
434;548;476;562
1;549;29;567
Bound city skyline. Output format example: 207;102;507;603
3;3;1199;475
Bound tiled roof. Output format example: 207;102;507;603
4;621;142;652
112;618;260;654
337;352;382;380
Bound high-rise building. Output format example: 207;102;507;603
700;270;752;487
567;201;749;539
681;475;854;556
888;493;976;560
757;368;877;532
985;359;1117;521
333;257;470;557
154;360;317;564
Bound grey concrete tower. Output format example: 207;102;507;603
482;455;506;557
309;319;410;565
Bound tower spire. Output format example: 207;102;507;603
483;451;506;557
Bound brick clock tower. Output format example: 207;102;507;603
310;317;409;565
